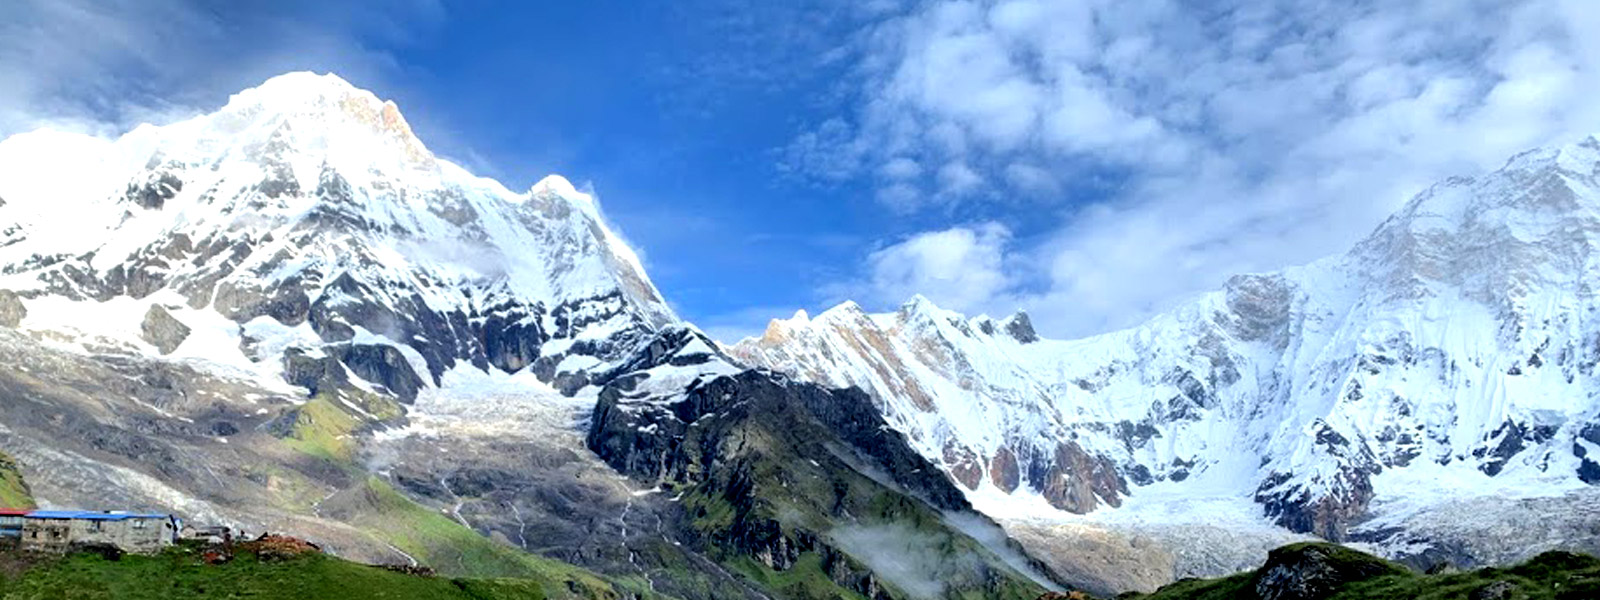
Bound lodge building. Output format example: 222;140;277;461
0;509;179;554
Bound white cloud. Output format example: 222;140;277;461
849;223;1014;316
0;0;442;139
880;156;923;180
937;161;983;197
1003;163;1059;197
795;0;1600;336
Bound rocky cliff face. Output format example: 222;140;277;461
732;135;1600;572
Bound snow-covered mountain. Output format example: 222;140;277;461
0;72;1052;599
10;68;1600;596
732;136;1600;569
0;72;675;399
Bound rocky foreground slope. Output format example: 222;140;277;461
0;72;1053;599
733;137;1600;591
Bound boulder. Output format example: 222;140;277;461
1248;543;1408;600
0;290;24;328
140;305;191;354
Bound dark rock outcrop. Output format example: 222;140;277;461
990;446;1021;493
1255;419;1382;540
279;342;421;403
587;368;968;512
124;169;183;210
1004;311;1040;343
214;279;312;326
335;344;423;403
1255;470;1375;541
282;347;350;397
1247;543;1407;600
1035;440;1126;514
585;331;1046;598
944;442;983;490
140;305;191;355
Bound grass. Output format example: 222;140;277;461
0;452;31;509
726;553;872;600
280;388;405;465
0;545;611;600
271;390;670;598
1132;543;1600;600
243;462;328;513
0;476;661;600
280;394;364;464
345;477;642;600
680;486;737;536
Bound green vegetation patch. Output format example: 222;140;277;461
1132;543;1600;600
0;451;32;509
0;545;618;600
279;387;404;463
674;416;1047;600
346;477;632;599
280;394;364;463
726;553;872;600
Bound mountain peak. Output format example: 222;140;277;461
529;174;603;217
999;310;1039;343
531;174;582;198
898;294;941;317
241;71;359;100
817;300;867;321
216;71;433;168
0;70;679;396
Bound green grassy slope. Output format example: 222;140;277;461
1127;543;1600;600
0;451;31;509
281;390;404;465
275;391;662;599
0;546;611;600
351;477;638;596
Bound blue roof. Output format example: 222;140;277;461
26;510;171;521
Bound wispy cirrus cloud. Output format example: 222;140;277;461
789;0;1600;336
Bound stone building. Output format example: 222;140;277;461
20;510;180;554
0;508;26;548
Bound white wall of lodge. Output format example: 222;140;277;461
19;514;178;554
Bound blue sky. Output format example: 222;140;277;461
6;0;1600;341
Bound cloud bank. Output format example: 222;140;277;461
795;0;1600;336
